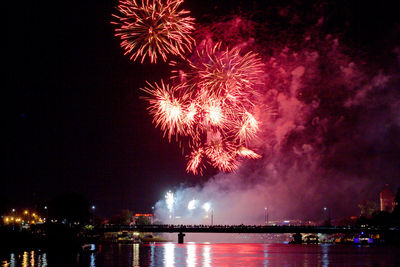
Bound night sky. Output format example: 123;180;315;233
5;0;400;220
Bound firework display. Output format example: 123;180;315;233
112;0;195;63
141;43;264;174
113;0;265;174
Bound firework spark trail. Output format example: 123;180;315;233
204;141;238;172
186;148;204;175
235;111;259;144
112;0;195;63
236;147;261;159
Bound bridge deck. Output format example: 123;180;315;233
96;225;398;235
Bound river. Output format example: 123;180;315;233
2;243;400;266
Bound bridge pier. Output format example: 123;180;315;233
178;232;185;244
291;233;303;244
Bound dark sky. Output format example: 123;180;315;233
5;0;399;218
5;0;199;216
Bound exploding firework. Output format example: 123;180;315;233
202;202;211;212
205;141;239;172
187;199;197;210
235;111;259;144
142;43;265;174
186;147;204;175
141;80;193;140
165;191;174;212
190;43;264;100
112;0;195;63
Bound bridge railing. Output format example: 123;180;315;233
96;224;398;234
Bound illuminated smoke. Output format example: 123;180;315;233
112;0;399;224
165;190;174;213
152;7;400;224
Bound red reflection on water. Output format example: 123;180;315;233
159;243;268;266
3;243;400;266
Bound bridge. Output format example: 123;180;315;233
96;224;399;243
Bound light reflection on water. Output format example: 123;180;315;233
2;251;47;267
263;245;268;267
2;243;400;267
186;243;196;267
164;243;175;267
202;244;211;267
132;243;139;267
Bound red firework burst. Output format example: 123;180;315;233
141;80;190;140
142;43;265;174
191;43;264;99
112;0;195;63
186;147;204;175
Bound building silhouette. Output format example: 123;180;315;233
379;184;395;212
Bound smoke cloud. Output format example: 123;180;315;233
154;3;400;225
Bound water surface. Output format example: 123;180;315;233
2;243;399;266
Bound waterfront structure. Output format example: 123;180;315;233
380;185;395;212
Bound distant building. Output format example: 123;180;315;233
379;184;395;212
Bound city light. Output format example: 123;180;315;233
3;208;45;225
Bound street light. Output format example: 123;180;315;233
11;209;16;230
44;206;48;221
202;203;213;225
264;207;269;225
151;206;155;224
92;205;96;225
211;208;213;226
323;206;328;224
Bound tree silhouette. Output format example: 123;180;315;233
358;200;377;217
109;209;133;225
48;192;90;225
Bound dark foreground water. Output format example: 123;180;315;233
2;243;400;267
